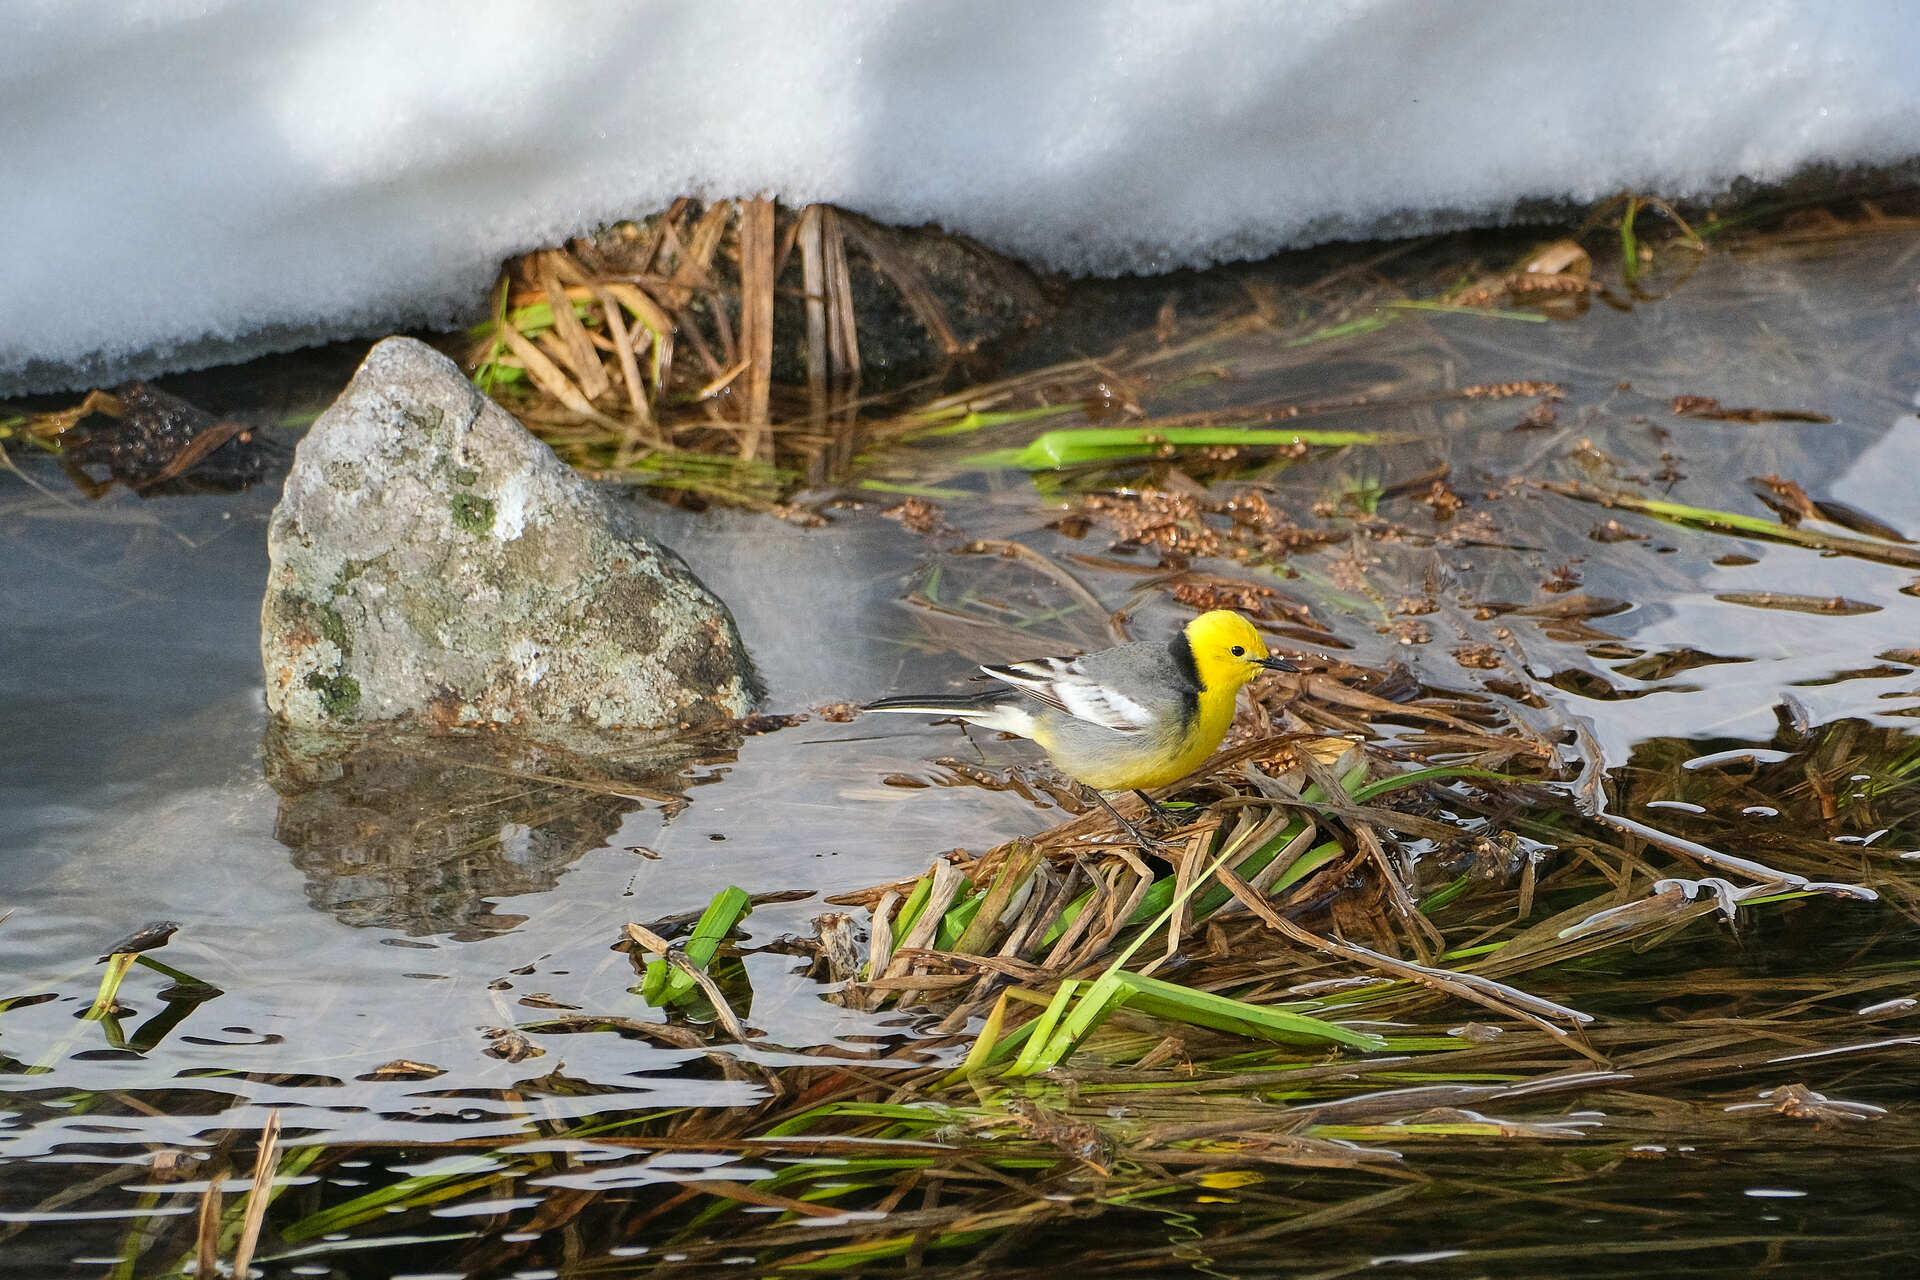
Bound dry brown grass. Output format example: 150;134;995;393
464;199;1046;507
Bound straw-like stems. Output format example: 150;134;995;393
795;204;865;482
193;1170;221;1277
736;198;775;459
231;1108;280;1278
798;206;831;430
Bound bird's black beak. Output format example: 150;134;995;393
1257;655;1300;672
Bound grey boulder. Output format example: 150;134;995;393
262;336;759;732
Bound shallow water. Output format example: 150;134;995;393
4;220;1920;1275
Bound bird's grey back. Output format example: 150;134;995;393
1019;638;1199;765
1066;639;1196;720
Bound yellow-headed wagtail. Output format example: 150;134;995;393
864;610;1297;837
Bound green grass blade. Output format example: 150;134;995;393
1178;769;1357;924
1620;196;1643;285
887;875;937;953
1003;980;1080;1077
963;425;1398;471
645;885;752;1005
1285;314;1395;346
1110;972;1386;1049
1028;973;1130;1073
855;479;977;499
942;990;1015;1084
1351;765;1519;802
281;1157;502;1240
933;890;987;951
84;953;136;1022
1419;873;1475;914
1542;482;1920;570
1382;300;1547;323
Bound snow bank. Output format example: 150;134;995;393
5;1;1917;390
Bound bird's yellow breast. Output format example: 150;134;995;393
1132;680;1240;788
1041;680;1239;791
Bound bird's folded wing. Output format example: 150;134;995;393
980;655;1156;732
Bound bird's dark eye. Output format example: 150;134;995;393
1230;645;1246;657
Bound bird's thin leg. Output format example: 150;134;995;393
1087;786;1170;848
1132;789;1180;828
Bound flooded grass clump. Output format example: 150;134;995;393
459;198;1050;508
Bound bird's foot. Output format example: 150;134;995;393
1132;789;1187;830
1088;788;1178;851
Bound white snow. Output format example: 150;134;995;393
5;1;1917;390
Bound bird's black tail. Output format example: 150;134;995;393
862;691;1007;715
861;690;1037;736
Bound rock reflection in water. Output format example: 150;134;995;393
265;724;727;938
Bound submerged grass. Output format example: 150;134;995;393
961;425;1405;471
1544;481;1920;569
41;669;1913;1276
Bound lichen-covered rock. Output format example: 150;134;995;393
262;336;759;731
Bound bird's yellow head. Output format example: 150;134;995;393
1182;610;1298;692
